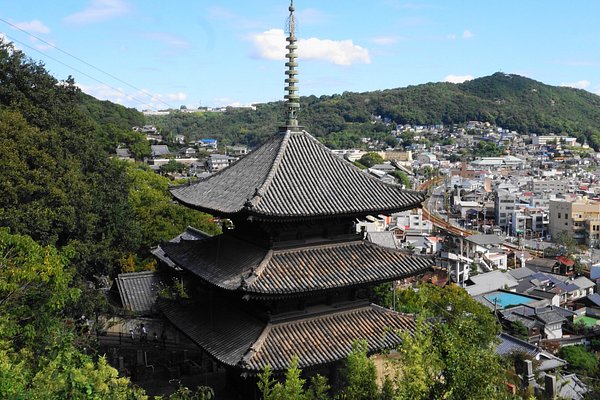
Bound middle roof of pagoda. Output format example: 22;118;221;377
171;129;426;221
159;234;433;297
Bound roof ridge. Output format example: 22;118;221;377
240;323;272;367
246;130;292;210
243;249;273;288
271;302;373;326
272;239;364;254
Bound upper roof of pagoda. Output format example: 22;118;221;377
171;129;426;221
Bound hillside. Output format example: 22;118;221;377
148;73;600;150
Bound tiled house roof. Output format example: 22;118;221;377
171;130;425;220
151;226;212;270
160;299;415;373
160;235;433;296
115;271;164;314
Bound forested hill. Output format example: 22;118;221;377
0;38;216;278
148;72;600;149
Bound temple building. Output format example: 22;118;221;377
154;0;433;393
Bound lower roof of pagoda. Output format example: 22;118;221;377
159;299;415;373
159;233;433;297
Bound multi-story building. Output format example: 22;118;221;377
512;206;549;237
531;135;577;147
549;197;600;243
495;189;516;232
531;179;570;194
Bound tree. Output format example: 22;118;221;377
341;340;379;400
558;345;598;376
394;316;443;399
391;170;411;188
126;163;219;257
390;284;508;400
0;228;145;399
160;159;185;174
358;152;384;168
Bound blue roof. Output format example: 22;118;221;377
199;138;217;143
585;293;600;307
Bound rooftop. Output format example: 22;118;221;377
160;235;433;297
160;299;415;373
171;130;425;221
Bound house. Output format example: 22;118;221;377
174;134;186;145
206;154;235;172
227;146;248;157
151;145;170;158
496;333;567;372
115;147;133;161
465;270;518;297
500;304;576;340
198;138;218;149
463;234;508;270
112;271;166;315
525;257;574;276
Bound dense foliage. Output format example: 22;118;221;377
258;285;512;400
148;72;600;150
0;229;146;399
0;38;216;276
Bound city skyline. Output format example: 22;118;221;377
2;0;599;110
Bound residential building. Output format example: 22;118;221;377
206;154;235;172
531;179;570;194
495;189;516;232
549;197;600;243
198;138;218;149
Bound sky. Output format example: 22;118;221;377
1;0;600;111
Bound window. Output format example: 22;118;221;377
565;213;568;219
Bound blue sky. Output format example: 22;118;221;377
1;0;599;111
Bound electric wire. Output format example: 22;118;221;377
0;18;175;110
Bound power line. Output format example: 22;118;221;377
0;18;175;110
2;32;161;111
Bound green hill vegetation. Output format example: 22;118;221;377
0;38;221;397
149;72;600;150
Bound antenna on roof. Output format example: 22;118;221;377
284;0;300;130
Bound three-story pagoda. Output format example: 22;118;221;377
157;0;433;385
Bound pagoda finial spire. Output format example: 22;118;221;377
284;0;299;129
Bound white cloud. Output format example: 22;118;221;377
64;0;130;25
30;36;55;51
561;80;591;89
250;28;371;66
372;36;401;45
12;20;50;34
444;74;474;84
447;34;457;40
462;30;474;39
166;92;188;101
77;83;187;110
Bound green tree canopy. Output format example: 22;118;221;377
0;228;145;399
359;152;384;168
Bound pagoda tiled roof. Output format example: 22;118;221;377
160;235;433;296
159;299;415;373
171;130;425;220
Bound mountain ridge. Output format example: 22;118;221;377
147;72;600;150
